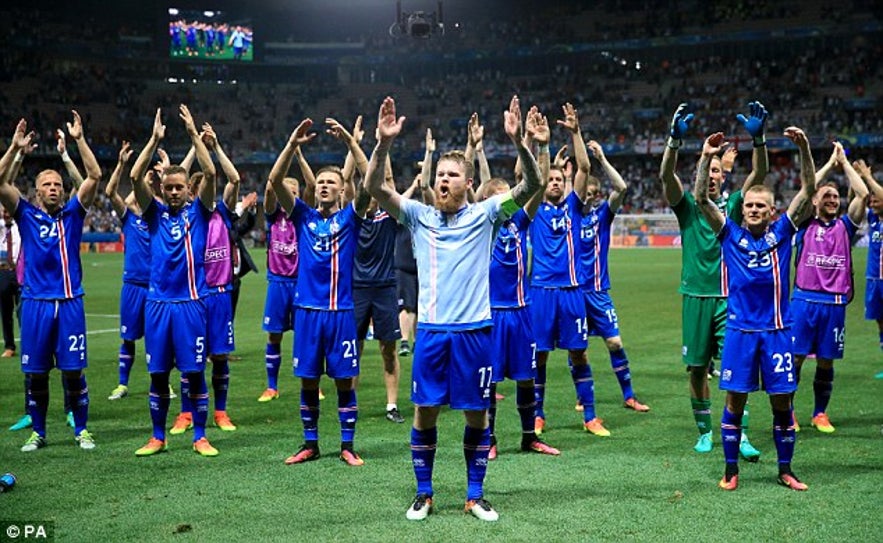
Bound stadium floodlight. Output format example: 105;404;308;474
203;11;215;17
390;0;444;39
168;7;179;16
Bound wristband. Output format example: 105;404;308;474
13;151;23;163
61;151;72;163
753;136;766;147
538;144;550;154
667;137;681;150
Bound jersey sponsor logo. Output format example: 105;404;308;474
270;240;297;255
804;252;847;269
205;246;229;262
738;238;749;248
814;226;827;242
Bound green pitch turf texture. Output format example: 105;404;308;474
0;249;879;543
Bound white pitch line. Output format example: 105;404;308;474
86;314;119;319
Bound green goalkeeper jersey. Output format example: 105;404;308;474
672;191;744;297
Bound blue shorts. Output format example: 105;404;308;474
865;278;883;320
583;289;620;339
119;282;148;341
530;286;588;351
20;297;87;374
354;285;402;341
263;279;297;334
791;299;845;360
206;290;235;355
145;299;208;374
412;326;493;410
719;328;796;395
293;308;359;379
490;307;536;382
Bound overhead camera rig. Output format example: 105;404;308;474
389;1;444;39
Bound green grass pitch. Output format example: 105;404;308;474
0;249;879;542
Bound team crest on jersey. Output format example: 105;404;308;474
764;232;777;247
330;220;340;234
506;222;519;235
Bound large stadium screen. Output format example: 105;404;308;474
168;8;253;62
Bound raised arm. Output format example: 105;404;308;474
294;145;316;207
177;105;216;207
104;141;133;216
784;126;817;225
326;116;367;206
202;122;240;211
269;119;315;215
365;97;406;220
695;132;727;234
340;115;366;181
56;129;84;189
420;128;435;194
556;102;589;200
833;144;869;224
0;120;33;214
131;108;166;211
66;110;101;208
504;96;544;208
735;100;769;194
588;140;628;213
660;103;692;206
464;113;484;203
179;145;196;174
815;142;839;184
854;159;883;201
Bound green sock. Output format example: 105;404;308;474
691;397;712;434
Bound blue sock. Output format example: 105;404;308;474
570;361;596;421
65;373;89;435
118;342;135;387
721;407;743;465
22;377;28;413
516;384;536;437
337;388;357;446
211;356;229;412
534;363;547;419
813;366;834;416
411;427;437;497
186;371;209;441
464;425;490;501
301;388;320;443
149;373;171;441
610;348;634;400
488;384;497;436
773;408;796;466
266;342;281;390
61;374;72;413
27;374;49;438
179;376;192;414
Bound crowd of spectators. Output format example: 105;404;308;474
0;3;880;233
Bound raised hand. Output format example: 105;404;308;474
179;104;197;135
528;108;550;146
721;147;738;172
289;118;316;147
376;96;405;143
241;191;258;210
351;115;364;144
467;112;484;147
556;102;580;134
154;148;170;174
325;117;354;142
425;128;436;153
201;122;218;149
119;141;133;163
783;126;808;147
553;144;569;169
702;132;728;156
587;140;605;160
735;101;768;138
670;103;693;140
66;110;83;141
151;108;166;141
11;119;35;152
503;95;522;142
56;129;67;154
853;158;872;179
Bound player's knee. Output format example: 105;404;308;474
569;349;587;366
605;336;623;351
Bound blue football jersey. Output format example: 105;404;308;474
15;196;86;300
121;210;151;285
529;191;581;287
354;207;397;288
577;200;614;291
489;208;531;309
143;198;212;302
291;199;361;311
720;217;797;331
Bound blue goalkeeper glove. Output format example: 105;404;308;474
736;101;768;145
669;103;694;141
